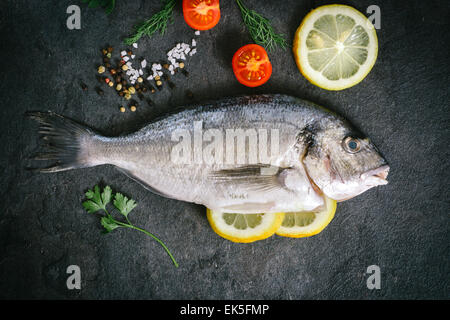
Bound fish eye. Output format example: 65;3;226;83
342;137;361;153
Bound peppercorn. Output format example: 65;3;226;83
125;93;131;100
106;52;112;59
122;65;128;71
128;86;136;94
105;63;111;68
107;46;113;53
179;62;185;69
80;82;88;91
110;69;117;75
156;80;162;87
181;69;189;77
119;91;124;97
119;106;126;113
146;83;155;92
137;77;143;83
127;50;133;56
130;105;137;112
163;64;169;70
97;65;106;74
146;98;154;106
142;86;148;93
103;57;109;63
116;83;122;91
154;75;161;81
122;80;127;86
102;49;108;55
108;81;114;87
96;88;104;96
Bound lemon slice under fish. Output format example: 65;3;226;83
206;209;285;243
293;4;378;90
276;195;337;238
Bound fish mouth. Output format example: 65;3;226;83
360;165;390;185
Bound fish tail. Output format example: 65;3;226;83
26;111;98;173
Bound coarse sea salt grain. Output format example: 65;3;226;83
131;55;135;59
123;56;130;62
141;59;147;68
121;50;127;57
132;43;138;48
192;39;196;47
195;30;200;36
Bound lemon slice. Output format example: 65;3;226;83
206;209;285;243
276;196;337;238
293;4;378;90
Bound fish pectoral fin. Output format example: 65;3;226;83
210;164;288;192
115;167;175;200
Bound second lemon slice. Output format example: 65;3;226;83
206;209;285;243
276;196;337;238
293;4;378;90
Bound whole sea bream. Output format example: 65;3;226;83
28;94;389;213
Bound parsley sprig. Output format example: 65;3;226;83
83;185;178;267
235;0;288;51
82;0;116;15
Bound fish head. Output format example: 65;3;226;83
302;122;389;201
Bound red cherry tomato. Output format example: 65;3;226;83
182;0;221;31
232;44;272;87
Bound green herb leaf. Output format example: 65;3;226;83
88;0;101;9
113;193;137;218
82;200;103;214
101;216;119;233
104;0;116;15
124;0;176;45
235;0;288;51
84;185;110;212
101;185;112;206
82;0;116;14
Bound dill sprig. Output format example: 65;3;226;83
235;0;288;51
124;0;177;45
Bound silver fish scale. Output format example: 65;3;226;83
87;94;341;213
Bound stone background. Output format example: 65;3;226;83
0;0;448;299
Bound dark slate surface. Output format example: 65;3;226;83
0;0;448;299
